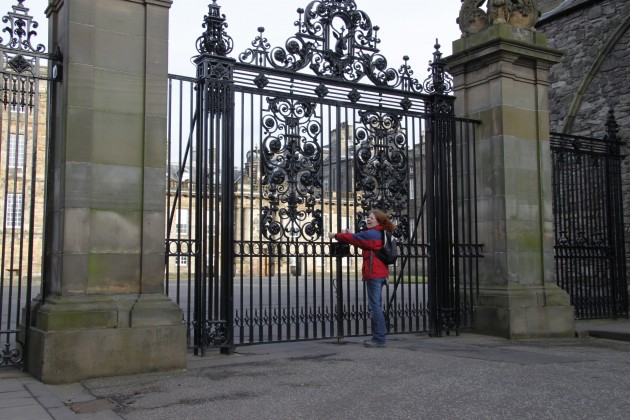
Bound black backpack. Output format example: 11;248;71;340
375;231;398;265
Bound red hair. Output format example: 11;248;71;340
371;209;396;233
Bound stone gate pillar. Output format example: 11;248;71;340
28;0;185;383
447;23;575;338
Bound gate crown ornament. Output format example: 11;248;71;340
235;0;427;90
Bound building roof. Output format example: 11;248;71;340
539;0;602;24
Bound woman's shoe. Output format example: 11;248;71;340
363;339;386;348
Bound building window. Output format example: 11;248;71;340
175;256;188;266
10;104;26;115
176;223;188;235
6;194;23;228
8;134;26;168
176;212;188;235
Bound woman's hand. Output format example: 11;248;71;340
327;232;336;239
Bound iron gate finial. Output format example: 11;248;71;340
196;1;234;56
423;40;453;94
605;108;619;142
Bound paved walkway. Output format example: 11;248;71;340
2;319;630;420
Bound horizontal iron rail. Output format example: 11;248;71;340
550;131;625;156
233;62;436;100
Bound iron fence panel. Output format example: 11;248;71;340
165;0;483;354
550;115;628;319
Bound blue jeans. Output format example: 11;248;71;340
366;278;387;344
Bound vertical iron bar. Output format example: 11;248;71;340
426;110;437;336
220;73;236;353
334;106;344;340
22;74;38;365
325;103;333;339
193;72;205;355
186;80;195;346
258;94;265;343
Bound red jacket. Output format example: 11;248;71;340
334;225;389;280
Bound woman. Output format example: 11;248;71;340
328;209;396;347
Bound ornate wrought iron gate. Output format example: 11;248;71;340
551;110;628;319
165;0;482;354
0;1;60;368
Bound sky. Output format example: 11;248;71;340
21;0;464;78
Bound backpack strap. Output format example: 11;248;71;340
370;229;386;273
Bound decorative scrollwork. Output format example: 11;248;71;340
427;96;455;116
7;54;30;73
354;110;408;236
556;231;609;249
0;341;23;367
261;97;323;242
557;232;569;246
239;27;270;65
196;1;233;56
386;302;426;327
398;55;422;93
0;0;45;53
1;2;58;111
235;0;421;89
166;238;197;257
1;72;35;111
236;306;339;328
267;1;386;83
204;321;229;346
438;308;458;335
200;61;233;82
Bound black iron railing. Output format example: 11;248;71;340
550;110;628;319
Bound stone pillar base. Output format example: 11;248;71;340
474;285;575;339
27;294;186;384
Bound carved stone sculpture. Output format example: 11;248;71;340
458;0;541;37
489;0;510;24
509;0;542;29
457;0;489;37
